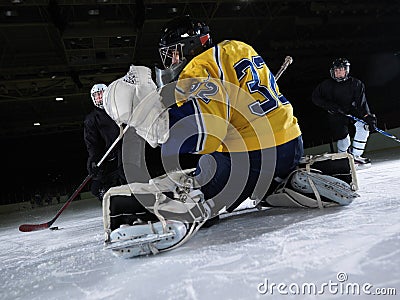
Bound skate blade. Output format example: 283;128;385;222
105;232;176;258
355;162;371;170
105;220;187;258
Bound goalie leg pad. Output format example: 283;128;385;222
109;195;159;231
103;169;211;242
264;167;359;208
134;168;211;223
264;188;338;208
290;170;359;206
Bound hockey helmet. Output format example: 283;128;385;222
90;83;107;109
159;15;212;69
330;58;350;82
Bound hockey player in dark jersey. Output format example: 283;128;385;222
312;58;377;165
84;83;126;201
85;84;159;230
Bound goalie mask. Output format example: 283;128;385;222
330;58;350;82
90;83;108;109
156;15;212;87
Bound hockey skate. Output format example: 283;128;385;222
353;155;371;170
105;220;189;258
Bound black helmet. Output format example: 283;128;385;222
159;15;212;68
330;58;350;82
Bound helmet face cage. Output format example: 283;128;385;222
159;16;212;69
159;43;185;68
90;83;107;109
330;58;350;82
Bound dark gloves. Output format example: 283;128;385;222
90;179;105;201
327;106;344;115
364;114;377;132
90;161;102;177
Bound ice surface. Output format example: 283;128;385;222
1;149;399;300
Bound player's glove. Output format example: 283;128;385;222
90;162;102;177
327;106;344;115
363;113;377;132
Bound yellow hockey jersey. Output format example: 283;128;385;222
173;40;301;154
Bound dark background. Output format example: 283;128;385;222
0;0;399;204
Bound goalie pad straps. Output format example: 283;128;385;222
290;169;358;206
103;169;210;242
264;170;358;209
307;175;324;209
264;152;359;208
265;187;339;208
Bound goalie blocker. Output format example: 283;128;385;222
102;152;358;258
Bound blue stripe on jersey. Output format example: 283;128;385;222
213;45;230;119
269;72;277;95
175;85;185;95
214;45;223;82
269;72;289;105
192;99;206;152
278;94;289;105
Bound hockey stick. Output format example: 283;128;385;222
345;114;400;143
275;56;293;81
19;125;130;232
19;175;93;232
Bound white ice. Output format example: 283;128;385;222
1;148;399;300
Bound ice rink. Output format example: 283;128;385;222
1;148;399;300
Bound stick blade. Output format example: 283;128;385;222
19;223;50;232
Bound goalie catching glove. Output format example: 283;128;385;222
103;65;169;147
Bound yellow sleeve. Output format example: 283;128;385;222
175;64;230;154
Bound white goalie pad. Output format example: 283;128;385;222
264;152;359;209
298;152;358;191
265;188;339;209
103;168;211;239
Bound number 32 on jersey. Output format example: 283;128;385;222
234;55;290;116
